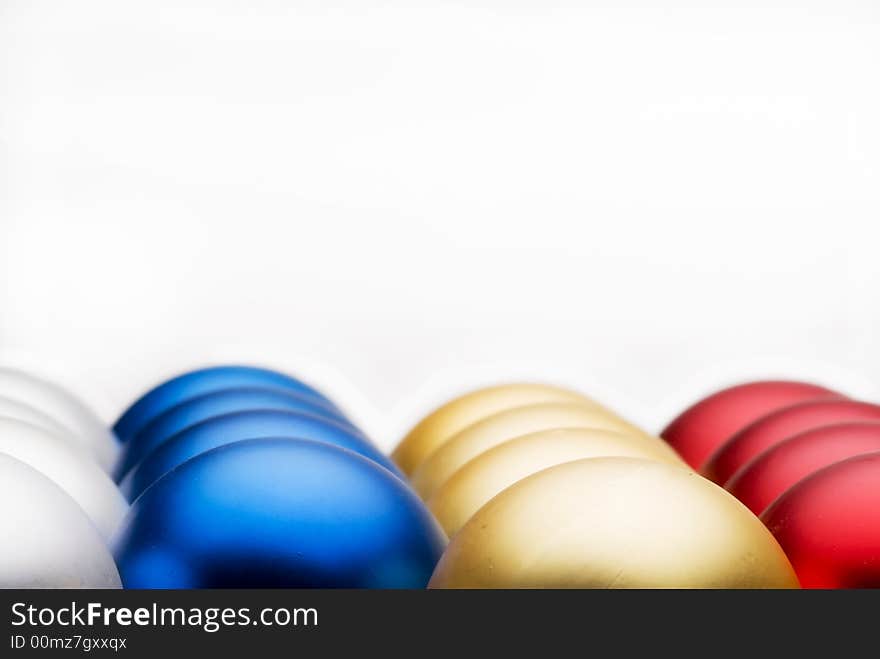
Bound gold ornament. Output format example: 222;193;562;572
428;427;682;537
428;458;799;589
392;383;609;476
411;402;650;499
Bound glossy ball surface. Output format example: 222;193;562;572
726;422;880;515
411;402;654;499
114;439;446;588
0;395;71;437
393;383;603;476
762;452;880;588
0;367;119;470
120;409;397;501
703;399;880;484
116;387;358;481
661;381;838;470
429;427;683;537
429;458;798;588
0;453;121;588
113;365;338;442
0;418;128;542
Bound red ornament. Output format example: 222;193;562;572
762;452;880;588
661;381;838;469
726;422;880;515
703;399;880;484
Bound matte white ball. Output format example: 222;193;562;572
0;418;129;543
0;453;121;588
0;368;118;471
0;396;71;437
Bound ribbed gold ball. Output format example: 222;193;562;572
428;458;799;589
428;427;682;537
392;383;606;476
411;402;650;499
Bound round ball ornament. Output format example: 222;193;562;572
0;367;118;470
116;387;358;481
0;418;127;542
120;409;397;501
429;427;684;537
114;365;339;443
726;422;880;515
661;380;839;469
0;396;71;437
703;399;880;484
762;452;880;588
114;438;446;588
393;383;605;476
429;458;799;589
411;402;655;499
0;453;121;588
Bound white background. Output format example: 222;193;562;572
2;0;880;450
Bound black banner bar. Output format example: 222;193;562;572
1;590;873;656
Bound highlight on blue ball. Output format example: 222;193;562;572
113;438;446;588
120;409;400;501
114;387;360;482
113;365;338;442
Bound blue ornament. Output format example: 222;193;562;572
113;438;446;588
115;387;359;482
120;409;399;501
113;365;338;442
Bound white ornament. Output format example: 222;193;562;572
0;368;118;471
0;453;121;588
0;418;128;543
0;395;71;437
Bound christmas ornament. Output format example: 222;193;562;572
703;399;880;484
762;452;880;588
0;367;118;470
661;381;838;469
116;386;357;481
0;453;121;588
114;438;445;588
411;402;651;499
726;422;880;515
114;365;339;442
428;427;682;537
120;409;397;501
0;418;127;542
393;383;603;476
429;458;798;588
